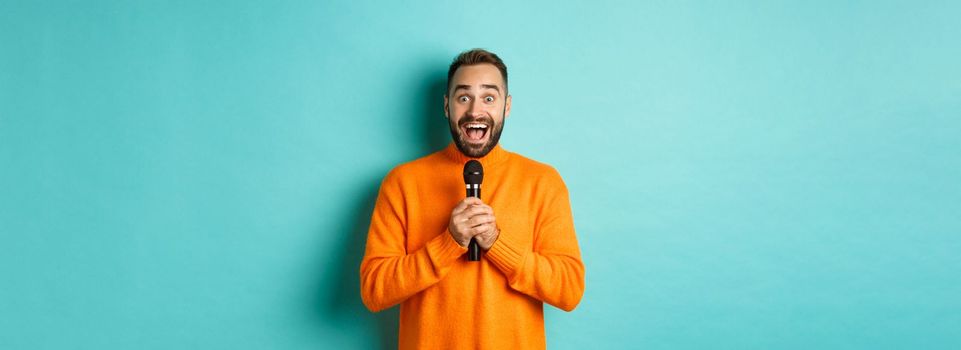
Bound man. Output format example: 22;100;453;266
360;49;585;349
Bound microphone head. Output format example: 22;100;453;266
463;160;484;185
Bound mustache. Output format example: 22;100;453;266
457;116;495;128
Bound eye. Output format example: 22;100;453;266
459;96;470;103
485;96;495;103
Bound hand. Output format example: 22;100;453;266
448;197;497;248
473;222;499;251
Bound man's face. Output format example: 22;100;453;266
445;64;512;158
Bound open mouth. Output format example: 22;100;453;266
461;122;490;143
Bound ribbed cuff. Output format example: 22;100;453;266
426;230;468;269
486;230;526;281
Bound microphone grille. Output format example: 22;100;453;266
463;160;483;184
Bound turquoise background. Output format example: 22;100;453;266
2;1;959;349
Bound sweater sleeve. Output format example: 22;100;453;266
485;169;585;311
360;170;467;312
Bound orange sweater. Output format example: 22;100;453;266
360;143;585;349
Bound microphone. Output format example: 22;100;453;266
463;160;483;261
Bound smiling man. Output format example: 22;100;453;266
360;49;585;349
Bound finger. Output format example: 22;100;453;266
452;198;475;214
463;197;483;206
454;211;482;227
471;223;493;235
468;214;495;227
475;204;494;215
460;205;489;218
466;202;493;214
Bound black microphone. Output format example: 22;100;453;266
463;160;483;261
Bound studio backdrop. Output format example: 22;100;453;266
2;1;959;349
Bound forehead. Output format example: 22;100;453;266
450;64;505;89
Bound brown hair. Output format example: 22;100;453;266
447;49;508;96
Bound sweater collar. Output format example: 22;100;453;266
443;142;510;168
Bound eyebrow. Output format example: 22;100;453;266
481;84;500;93
452;84;502;94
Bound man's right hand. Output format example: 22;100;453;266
448;197;495;247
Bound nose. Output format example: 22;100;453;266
468;99;484;117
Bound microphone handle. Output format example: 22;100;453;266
466;186;481;261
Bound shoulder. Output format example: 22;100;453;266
507;151;567;186
381;150;448;185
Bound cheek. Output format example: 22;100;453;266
448;116;463;129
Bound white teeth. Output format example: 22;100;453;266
466;123;488;129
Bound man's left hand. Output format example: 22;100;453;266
470;202;500;250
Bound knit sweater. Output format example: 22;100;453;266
360;142;585;349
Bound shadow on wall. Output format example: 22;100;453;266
419;66;452;154
315;65;449;349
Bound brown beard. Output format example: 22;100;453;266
447;109;505;158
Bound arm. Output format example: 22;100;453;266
485;172;585;311
359;171;467;312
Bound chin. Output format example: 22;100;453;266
459;137;500;158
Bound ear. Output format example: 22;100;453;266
504;94;512;119
443;94;450;119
